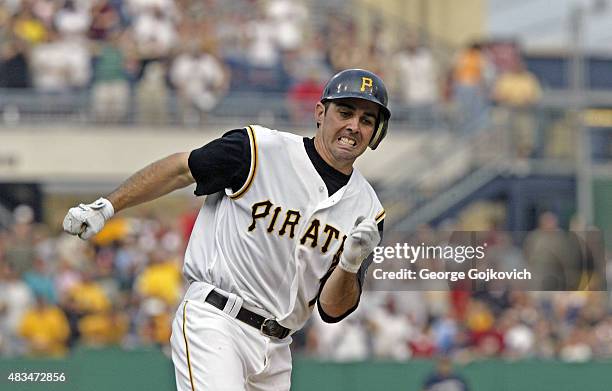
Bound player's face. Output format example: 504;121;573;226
314;98;378;172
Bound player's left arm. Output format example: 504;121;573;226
318;217;383;321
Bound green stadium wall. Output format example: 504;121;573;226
1;348;611;391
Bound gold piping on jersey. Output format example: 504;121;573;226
375;209;386;224
230;125;258;200
182;301;196;391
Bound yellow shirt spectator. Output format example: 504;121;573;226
13;17;47;44
493;69;542;107
454;47;486;86
466;300;495;333
136;259;182;305
92;217;130;246
19;304;70;356
68;281;111;313
79;311;129;346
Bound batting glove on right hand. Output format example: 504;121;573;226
339;217;381;274
63;198;114;240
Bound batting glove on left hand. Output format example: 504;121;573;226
339;217;380;274
63;198;114;240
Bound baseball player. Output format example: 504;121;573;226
63;68;389;390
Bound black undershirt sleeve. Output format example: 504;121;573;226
317;219;384;323
188;128;251;196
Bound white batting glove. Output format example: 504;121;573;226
62;198;114;240
339;217;381;274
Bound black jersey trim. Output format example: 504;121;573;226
229;125;257;200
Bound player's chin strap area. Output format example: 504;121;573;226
185;281;291;340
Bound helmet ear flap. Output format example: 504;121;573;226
369;117;388;150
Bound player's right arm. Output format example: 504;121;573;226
63;152;195;239
63;128;251;240
106;152;194;213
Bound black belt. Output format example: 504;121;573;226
205;289;291;339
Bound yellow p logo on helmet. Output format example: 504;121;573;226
360;77;373;92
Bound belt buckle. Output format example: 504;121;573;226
260;318;281;338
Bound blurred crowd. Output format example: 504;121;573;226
0;0;314;124
300;206;612;362
0;0;550;134
1;202;610;362
0;203;195;357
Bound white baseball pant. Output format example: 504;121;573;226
170;282;292;391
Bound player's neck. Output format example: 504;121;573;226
313;137;354;176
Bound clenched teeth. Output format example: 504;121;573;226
339;137;356;146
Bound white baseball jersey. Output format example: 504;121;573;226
183;125;385;331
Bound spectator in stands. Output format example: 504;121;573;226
409;324;437;358
500;309;535;359
178;199;201;246
55;259;81;300
392;39;438;126
54;0;90;37
136;297;172;347
30;27;91;91
451;42;493;133
131;4;176;79
126;0;178;19
60;292;85;348
369;294;413;360
421;357;470;391
31;0;56;27
65;267;126;347
4;205;36;276
245;6;279;69
23;258;56;304
135;251;182;306
532;318;556;358
286;68;325;125
91;31;131;123
78;305;129;346
266;0;308;53
466;299;505;356
593;315;612;358
88;0;121;41
18;295;70;356
0;262;34;356
524;212;586;290
492;59;542;158
169;41;228;125
11;4;47;45
135;61;168;124
325;16;365;72
432;312;459;355
559;326;594;362
66;269;111;314
285;33;331;79
0;0;18;19
113;234;147;291
0;39;31;89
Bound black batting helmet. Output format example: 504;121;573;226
320;69;391;150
